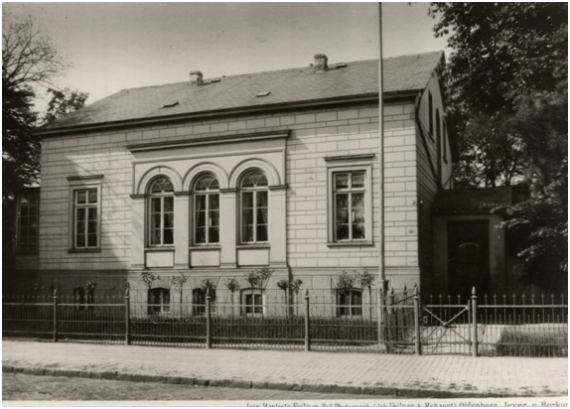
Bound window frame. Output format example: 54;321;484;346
68;177;103;253
192;287;216;315
326;161;373;247
15;189;40;254
192;174;220;246
239;171;269;245
336;289;363;317
240;288;264;316
147;288;170;315
147;177;175;247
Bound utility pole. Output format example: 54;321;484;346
377;2;388;351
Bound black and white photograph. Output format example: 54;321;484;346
2;2;568;406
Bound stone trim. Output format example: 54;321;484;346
174;191;191;197
127;131;290;153
324;154;375;162
268;184;288;191
66;174;105;181
130;194;146;199
220;188;237;193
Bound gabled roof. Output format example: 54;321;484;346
40;51;444;132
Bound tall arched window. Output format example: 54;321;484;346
148;177;174;246
240;171;268;243
194;174;220;244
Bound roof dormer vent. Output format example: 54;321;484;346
314;54;328;72
190;70;203;86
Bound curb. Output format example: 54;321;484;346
1;365;545;399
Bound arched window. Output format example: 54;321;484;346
336;289;363;317
148;288;170;315
194;174;220;244
240;171;268;243
148;177;174;246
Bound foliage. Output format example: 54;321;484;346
169;273;187;294
200;279;217;296
429;3;568;286
243;268;273;289
44;88;88;125
335;271;355;294
358;269;374;290
276;279;289;292
496;159;568;290
139;271;161;290
84;280;98;295
224;278;240;293
3;14;87;268
429;2;567;188
290;279;303;294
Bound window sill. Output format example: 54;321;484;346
327;241;374;248
236;244;271;249
145;247;175;252
189;245;221;251
68;248;101;254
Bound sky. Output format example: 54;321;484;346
3;3;450;111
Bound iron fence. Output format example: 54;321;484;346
3;287;567;357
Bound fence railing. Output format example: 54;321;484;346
3;287;567;357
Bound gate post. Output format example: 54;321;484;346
413;286;422;355
206;290;212;349
52;289;58;343
125;288;131;345
304;290;311;352
471;287;479;357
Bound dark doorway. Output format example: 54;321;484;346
448;220;489;298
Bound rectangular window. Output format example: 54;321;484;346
195;194;220;244
336;290;363;317
16;189;39;252
241;290;263;315
74;188;99;249
333;171;366;242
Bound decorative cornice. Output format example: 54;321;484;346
268;184;288;191
324;154;375;162
126;131;290;153
66;174;104;181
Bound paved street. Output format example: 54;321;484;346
3;341;569;398
3;373;391;401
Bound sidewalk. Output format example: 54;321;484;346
2;341;568;398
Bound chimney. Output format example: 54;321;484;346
190;70;203;86
314;54;328;72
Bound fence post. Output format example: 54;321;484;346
206;290;212;349
413;285;421;355
125;288;131;345
304;289;311;352
52;289;58;343
471;287;478;357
